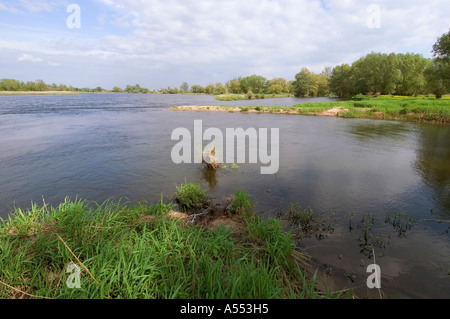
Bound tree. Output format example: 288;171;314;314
329;64;354;97
214;82;227;95
351;52;401;95
293;68;315;97
239;75;267;94
433;30;450;62
395;53;428;96
312;73;330;97
112;86;123;93
190;84;205;94
425;59;449;99
428;30;450;97
205;84;215;95
226;79;242;94
180;82;189;92
267;77;289;94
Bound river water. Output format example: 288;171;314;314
0;93;449;298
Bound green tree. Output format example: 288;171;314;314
351;52;401;95
312;73;330;97
239;75;267;94
190;84;205;94
214;82;227;95
433;30;450;62
425;59;449;99
180;82;189;92
428;30;450;97
329;64;354;97
293;68;315;97
226;78;242;94
267;77;289;94
112;86;123;93
205;84;215;95
395;53;428;96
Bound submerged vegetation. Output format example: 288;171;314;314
0;185;347;299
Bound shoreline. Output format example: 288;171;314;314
171;100;450;125
0;187;349;299
172;105;349;117
0;91;84;95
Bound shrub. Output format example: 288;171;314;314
175;182;208;211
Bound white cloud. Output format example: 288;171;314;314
18;54;43;63
48;61;61;67
1;0;449;88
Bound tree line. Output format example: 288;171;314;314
2;31;449;98
0;79;105;93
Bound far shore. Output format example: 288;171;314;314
0;91;84;95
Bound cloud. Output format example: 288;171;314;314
17;54;43;63
48;61;61;67
1;0;449;88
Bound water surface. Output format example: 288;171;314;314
0;93;448;298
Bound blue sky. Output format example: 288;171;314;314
0;0;449;90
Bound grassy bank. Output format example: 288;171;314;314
173;96;450;125
215;93;293;101
0;185;344;299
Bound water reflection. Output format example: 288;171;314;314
201;169;219;188
414;126;450;216
347;120;412;142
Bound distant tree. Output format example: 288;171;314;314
268;84;283;94
24;81;37;91
425;59;449;99
433;30;450;62
239;75;267;94
311;73;330;97
293;68;315;97
112;86;123;93
395;53;428;96
322;66;333;77
226;78;242;94
351;52;401;95
329;64;354;97
214;82;227;95
190;84;205;94
180;82;189;92
267;77;289;94
428;30;450;97
205;84;215;95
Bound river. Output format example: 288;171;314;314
0;93;449;298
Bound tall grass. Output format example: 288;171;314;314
0;189;343;299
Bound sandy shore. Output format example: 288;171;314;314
172;105;350;117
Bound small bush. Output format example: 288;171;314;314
175;182;208;211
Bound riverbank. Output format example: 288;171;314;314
172;96;450;125
215;93;293;101
0;91;83;95
0;185;348;299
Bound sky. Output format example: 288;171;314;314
0;0;449;90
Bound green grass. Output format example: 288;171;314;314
174;182;208;212
215;93;292;101
174;96;450;125
0;188;345;299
